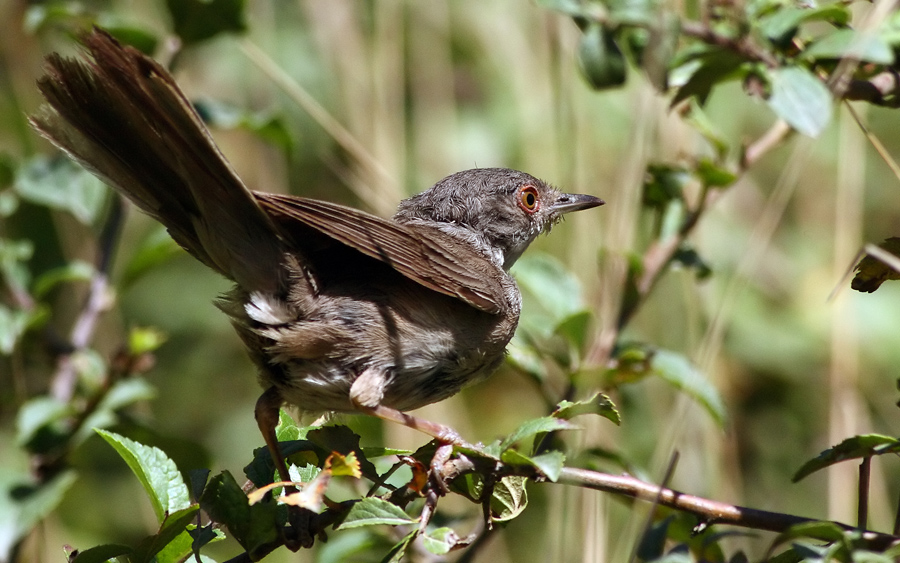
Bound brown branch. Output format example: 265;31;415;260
556;467;900;550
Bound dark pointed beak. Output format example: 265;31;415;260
550;193;605;215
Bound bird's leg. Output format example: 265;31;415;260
349;369;475;496
254;387;313;550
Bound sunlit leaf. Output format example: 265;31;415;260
793;434;900;482
71;544;133;563
804;29;894;64
500;416;575;450
766;67;832;137
491;475;528;522
15;156;108;225
757;5;850;42
336;497;417;529
32;260;94;299
96;429;192;523
553;392;621;425
652;349;727;426
422;527;471;555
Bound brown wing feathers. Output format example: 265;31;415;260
31;28;506;314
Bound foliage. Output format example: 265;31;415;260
3;0;900;561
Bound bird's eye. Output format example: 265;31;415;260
518;185;539;213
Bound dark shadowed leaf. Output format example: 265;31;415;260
71;544;133;563
165;0;246;45
578;23;628;90
852;238;900;292
133;505;200;563
200;471;281;555
671;50;747;106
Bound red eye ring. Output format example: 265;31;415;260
518;185;539;214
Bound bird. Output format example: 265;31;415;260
30;28;604;500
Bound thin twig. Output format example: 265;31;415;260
50;195;124;403
858;456;871;530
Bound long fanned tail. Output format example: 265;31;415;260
30;28;284;294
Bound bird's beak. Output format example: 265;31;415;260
550;193;605;215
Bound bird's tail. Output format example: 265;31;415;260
30;28;283;294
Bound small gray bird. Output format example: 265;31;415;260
30;29;603;491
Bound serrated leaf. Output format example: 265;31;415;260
133;505;200;563
578;23;627;90
500;417;576;450
793;434;900;482
491;475;528;522
852;237;900;292
336;497;417;529
766;67;832;137
652;349;726;426
199;471;280;556
96;429;191;523
165;0;246;45
327;451;362;478
14;156;108;224
553;392;621;425
805;29;894;64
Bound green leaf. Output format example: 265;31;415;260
128;327;168;355
500;416;576;450
696;158;737;188
671;50;747;106
512;253;584;336
32;260;95;299
0;469;78;555
199;471;281;556
578;23;628;90
133;505;200;563
766;67;832;137
643;14;680;91
422;527;469;555
337;498;417;530
757;5;850;42
636;515;673;560
165;0;247;45
0;305;32;356
380;530;417;563
121;226;184;288
71;544;134;563
491;475;528;522
501;449;566;482
553;392;621;425
15;396;71;452
804;29;894;64
361;447;414;458
651;349;727;426
553;310;593;360
0;238;33;296
793;434;900;482
96;429;192;523
14;156;108;225
102;24;160;55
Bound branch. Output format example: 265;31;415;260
556;467;900;550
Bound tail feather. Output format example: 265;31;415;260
30;28;284;294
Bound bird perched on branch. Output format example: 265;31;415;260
31;27;603;539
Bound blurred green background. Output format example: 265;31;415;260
2;0;900;561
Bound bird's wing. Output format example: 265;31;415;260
255;193;507;314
